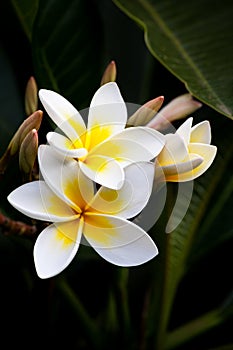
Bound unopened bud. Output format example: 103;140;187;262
0;110;43;174
9;110;43;156
127;96;164;126
147;94;202;130
25;76;38;116
19;129;38;181
100;60;117;86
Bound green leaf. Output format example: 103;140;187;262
0;45;24;154
187;114;233;266
165;308;222;350
209;345;233;350
113;0;233;119
31;0;104;109
165;289;233;349
189;176;233;265
11;0;39;41
11;0;104;108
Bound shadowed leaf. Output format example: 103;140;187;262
113;0;233;119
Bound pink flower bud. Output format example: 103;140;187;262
147;94;202;130
19;129;38;181
127;96;164;126
9;110;43;156
0;110;43;174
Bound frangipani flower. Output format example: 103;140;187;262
156;117;217;182
39;82;165;189
8;145;158;279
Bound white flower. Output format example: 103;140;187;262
39;82;165;189
156;117;217;181
7;145;158;279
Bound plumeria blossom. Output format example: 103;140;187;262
38;82;165;190
155;117;217;182
7;145;158;279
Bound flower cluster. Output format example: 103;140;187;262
7;80;217;279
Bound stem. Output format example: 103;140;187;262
0;148;11;175
139;288;152;350
117;267;131;334
105;290;119;333
0;212;37;236
56;277;101;349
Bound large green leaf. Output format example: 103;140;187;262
11;0;39;41
32;0;104;109
113;0;233;119
0;45;24;154
12;0;104;110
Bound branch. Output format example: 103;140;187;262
0;212;37;237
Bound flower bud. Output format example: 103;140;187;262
147;94;202;130
100;60;117;85
9;110;43;156
19;128;38;181
127;96;164;126
0;110;43;174
25;76;38;116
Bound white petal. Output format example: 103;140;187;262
7;181;77;222
89;127;165;165
113;127;165;156
91;162;154;218
157;133;188;166
39;89;86;142
79;155;124;190
176;117;193;144
88;82;127;132
187;143;217;178
47;132;88;158
34;219;82;279
165;144;217;182
161;156;203;178
38;145;94;211
83;214;158;266
165;181;194;233
190;120;211;144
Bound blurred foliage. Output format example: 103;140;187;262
0;1;232;349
